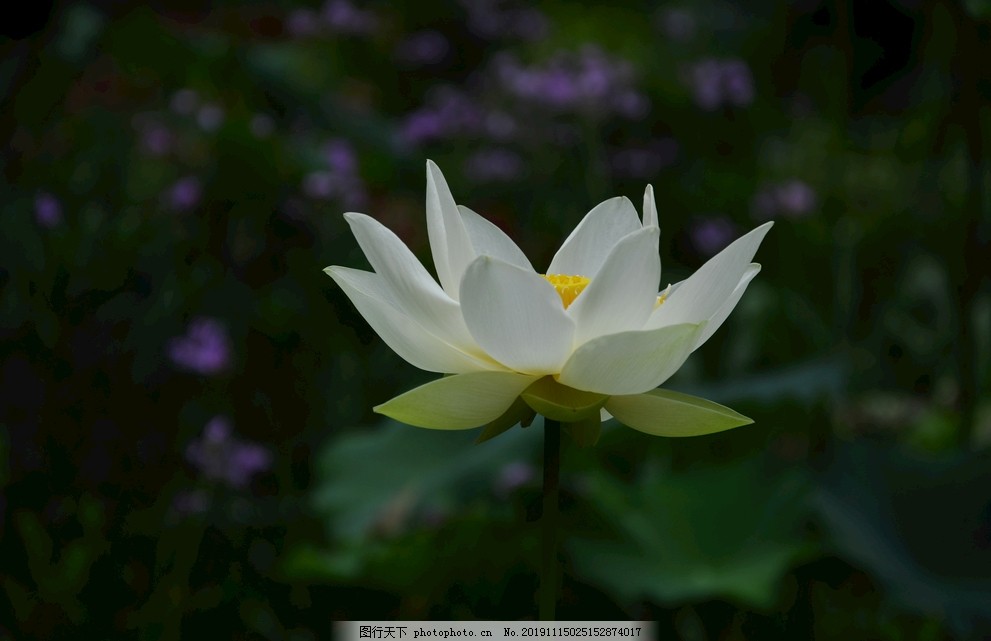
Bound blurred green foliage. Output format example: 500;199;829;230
1;0;990;639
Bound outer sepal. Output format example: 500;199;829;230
566;416;602;447
521;376;609;423
475;397;536;444
605;389;754;437
374;371;539;429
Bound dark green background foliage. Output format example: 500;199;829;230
2;0;990;638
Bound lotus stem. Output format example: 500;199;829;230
539;417;561;621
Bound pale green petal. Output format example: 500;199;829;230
568;227;660;346
520;376;608;423
694;263;761;349
375;371;539;429
604;389;754;437
426;160;475;300
326;266;499;373
474;397;535;443
645;222;772;329
458;205;534;272
343;212;481;353
547;196;642;278
460;256;576;375
643;185;659;229
557;322;705;395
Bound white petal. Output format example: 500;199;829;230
460;256;576;375
645;221;772;329
458;205;534;272
568;227;660;346
643;185;658;229
557;322;705;395
375;371;540;429
326;267;498;373
694;263;761;349
547;196;642;278
343;212;480;352
426;160;475;300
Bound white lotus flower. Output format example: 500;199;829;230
325;161;772;441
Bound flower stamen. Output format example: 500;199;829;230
655;283;672;309
542;274;590;308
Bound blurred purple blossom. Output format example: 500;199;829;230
285;8;320;37
250;114;275;138
196;103;225;132
462;0;549;41
170;89;199;115
322;0;378;35
168;176;202;211
185;416;271;489
610;139;678;179
484;111;518;140
464;148;524;183
168;317;231;375
322;139;358;173
303;139;367;208
34;192;63;228
494;460;535;496
752;180;818;219
690;216;738;257
394;30;449;66
657;8;697;42
140;123;174;156
685;58;755;111
399;89;486;146
172;489;210;515
494;47;644;117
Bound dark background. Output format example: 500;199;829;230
2;0;990;639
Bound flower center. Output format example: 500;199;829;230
542;274;590;308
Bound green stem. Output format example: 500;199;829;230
539;417;561;621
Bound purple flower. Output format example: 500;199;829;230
196;103;225;132
185;416;271;489
250;114;275;138
322;0;378;35
690;216;738;257
461;0;549;41
495;48;642;117
464;148;524;183
322;139;358;174
688;60;725;111
398;89;486;146
658;8;696;42
398;110;446;146
722;60;755;107
285;8;320;37
686;58;755;110
484;111;518;140
168;318;231;375
751;180;817;219
776;180;817;215
170;89;199;115
168;176;202;211
395;30;449;66
610;139;678;178
172;489;210;515
494;461;535;496
613;90;650;119
140;124;174;156
302;171;367;208
506;7;549;40
302;139;367;207
34;192;63;228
